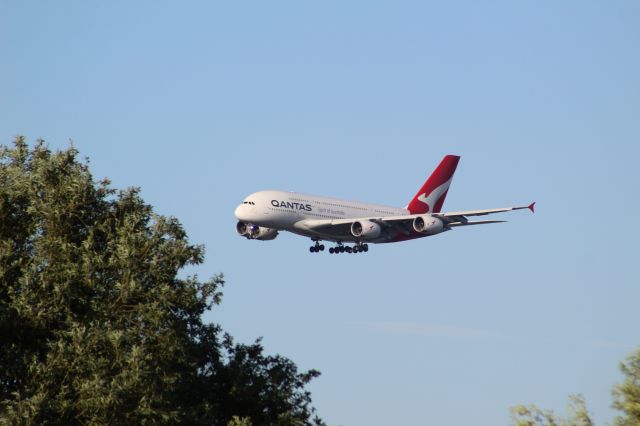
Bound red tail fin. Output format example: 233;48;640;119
406;155;460;214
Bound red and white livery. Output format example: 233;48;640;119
234;155;534;254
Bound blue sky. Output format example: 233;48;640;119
2;1;639;425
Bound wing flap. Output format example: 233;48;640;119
447;220;506;227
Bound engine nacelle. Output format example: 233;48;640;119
350;220;382;240
412;215;444;235
236;221;278;240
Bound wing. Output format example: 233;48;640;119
293;202;534;241
435;202;535;226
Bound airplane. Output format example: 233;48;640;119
234;155;534;254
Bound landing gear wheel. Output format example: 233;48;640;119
310;240;325;253
329;247;335;254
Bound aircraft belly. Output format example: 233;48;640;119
290;220;394;244
288;227;349;243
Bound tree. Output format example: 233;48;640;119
0;137;324;425
512;346;640;426
612;348;640;426
510;394;593;426
510;403;559;426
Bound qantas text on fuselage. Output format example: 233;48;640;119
234;155;534;254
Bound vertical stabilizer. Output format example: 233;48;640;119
406;155;460;214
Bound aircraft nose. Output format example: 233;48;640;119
234;204;247;220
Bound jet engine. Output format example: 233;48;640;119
236;221;278;240
350;220;382;240
412;215;444;235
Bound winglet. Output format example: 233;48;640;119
528;202;535;213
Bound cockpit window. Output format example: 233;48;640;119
243;201;256;205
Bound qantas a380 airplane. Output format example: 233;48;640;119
234;155;534;254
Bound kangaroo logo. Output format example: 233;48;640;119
416;178;453;213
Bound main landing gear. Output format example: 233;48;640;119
328;242;369;254
309;240;325;253
309;240;369;254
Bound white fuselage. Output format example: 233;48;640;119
234;190;409;242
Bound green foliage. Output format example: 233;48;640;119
0;137;324;425
228;416;253;426
612;348;640;426
512;345;640;426
510;404;559;426
566;395;595;426
510;394;593;426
